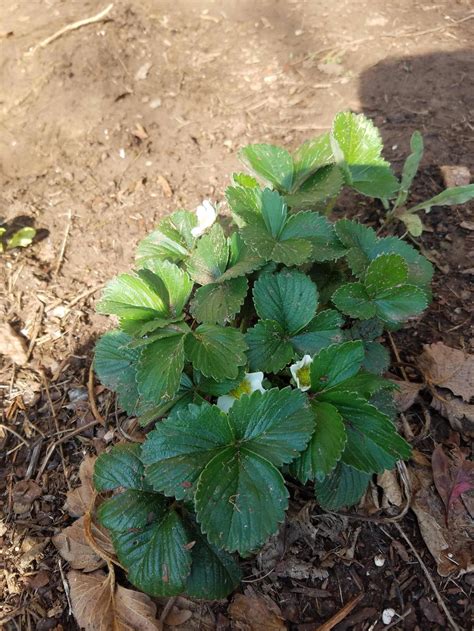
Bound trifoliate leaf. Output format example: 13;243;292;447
220;233;264;281
292;133;334;188
94;331;140;414
285;164;343;211
291;310;344;356
407;183;474;214
240;144;294;191
332;283;376;319
137;333;186;405
190;277;248;324
229;388;314;466
315;462;371;510
226;184;262;225
290;401;346;483
112;509;191;596
395;130;423;208
185;524;241;599
246;320;294;373
184;324;248;380
195;446;289;555
331;112;399;198
94;444;146;492
142;404;233;500
138;261;193;318
310;341;365;393
279;211;346;262
253;269;318;335
321;392;411;473
135;210;197;266
335;219;378;277
186;224;228;285
97;490;166;532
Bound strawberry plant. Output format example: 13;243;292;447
92;111;441;600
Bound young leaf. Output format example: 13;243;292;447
135;210;197;266
292;133;334;188
335;219;378;276
253;269;318;335
6;226;36;249
407;184;474;214
138;261;193;318
395;130;424;208
220;233;264;281
240;144;294;191
246;320;294;373
310;341;365;393
190;277;248;324
331;283;376;319
186;223;228;285
137;333;186;404
184;324;248;380
94;332;140;414
399;212;424;237
94;444;146;492
285;165;343;210
291;310;344;356
291;401;346;483
314;462;371;510
97;272;169;322
226;184;262;225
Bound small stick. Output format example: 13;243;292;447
27;4;114;55
58;558;73;616
0;423;30;448
394;523;461;631
88;364;105;425
54;209;73;277
315;593;364;631
26;301;45;361
159;597;178;625
41;372;71;489
387;331;409;382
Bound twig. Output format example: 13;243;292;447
27;4;114;55
40;372;71;489
0;423;30;448
88;364;105;425
394;523;461;631
315;593;364;630
58;558;72;616
54;209;73;277
387;331;409;382
26;301;45;361
159;597;178;625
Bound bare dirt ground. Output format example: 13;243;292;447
0;1;473;629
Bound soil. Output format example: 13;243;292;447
0;1;473;629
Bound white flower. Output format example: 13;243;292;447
191;199;217;237
217;372;265;412
290;355;313;392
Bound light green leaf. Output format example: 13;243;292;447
229;388;314;466
246;320;294;373
315;462;370;510
137;333;185;404
195;446;288;555
374;285;427;324
291;401;346;483
253;269;318;335
407;184;474;214
364;254;408;295
240;144;294;191
291;310;344;356
94;331;140;414
241;218;312;266
97;490;166;532
6;227;36;249
226;184;262;225
292;133;334;188
135;210;197;266
139;260;193;318
112;509;191;596
310;341;365;393
94;444;146;492
186;224;228;285
220;233;264;281
142;403;233;500
280;211;346;262
233;172;259;188
285;165;343;210
332;283;376;319
190;277;248;324
395;130;423;208
184;324;247;380
260;188;288;237
399;212;424;236
97;272;169;321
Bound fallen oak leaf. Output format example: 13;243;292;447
68;569;161;630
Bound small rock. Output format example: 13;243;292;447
374;554;386;567
149;98;162;109
134;61;152;81
439;165;471;188
382;608;396;625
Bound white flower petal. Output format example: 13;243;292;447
192;199;217;238
245;371;265;394
290;354;313;392
216;395;235;413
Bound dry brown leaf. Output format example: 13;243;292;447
391;379;422;412
53;515;114;572
68;570;160;631
430;392;474;436
228;594;286;631
65;455;97;517
157;174;173;197
410;466;474;576
19;537;49;570
164;605;193;626
0;323;28;365
419;343;474;402
431;441;474;523
377;469;403;507
12;479;42;513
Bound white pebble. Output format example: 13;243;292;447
382;608;396;625
374;554;385;567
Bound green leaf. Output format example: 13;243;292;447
97;272;169;322
194;368;245;396
373;285;427;324
362;341;390;375
229;388;314;466
220;233;264;281
335;219;378;276
260;188;288;237
240;144;294;191
142;404;233;500
291;401;346;483
190;277;248;324
399;212;424;237
246;320;294;373
279;211;346;262
364;254;408;295
327;371;392;398
186;525;241;599
112;509;191;596
94;332;140;414
291;310;344;356
321;392;411;473
310;341;365;393
195;446;288;555
97;490;166;531
184;324;247;380
6;227;36;249
395;130;423;208
371;237;433;290
135;210;197;266
292;133;334;188
331;112;399;198
137;333;186;405
233;172;259;188
332;283;376;319
186;224;228;285
285;165;343;210
253;269;318;335
94;444;145;492
407;184;474;214
138;261;193;318
315;462;370;510
226;184;262;225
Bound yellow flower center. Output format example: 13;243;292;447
296;365;311;388
229;378;252;399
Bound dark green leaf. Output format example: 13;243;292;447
291;310;344;355
362;341;390;375
94;444;145;492
97;490;166;531
374;285;427;324
246;320;294;373
310;341;365;393
260;188;288;237
315;462;370;510
240;144;294;191
332;283;376;319
135;210;197;266
186;224;228;285
194;368;245;396
184;324;248;380
137;333;186;405
364;254;408;295
190;277;248;324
